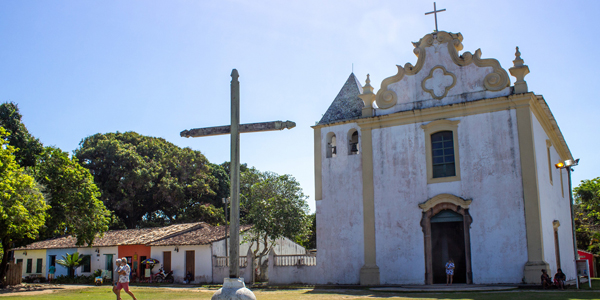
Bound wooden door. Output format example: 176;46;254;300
163;251;171;272
185;251;195;279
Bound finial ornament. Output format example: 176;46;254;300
359;74;375;117
509;46;530;94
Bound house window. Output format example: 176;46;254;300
36;258;43;273
348;130;359;155
431;131;455;178
326;132;337;158
421;119;461;184
26;258;32;273
81;255;91;273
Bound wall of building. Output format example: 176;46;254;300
212;235;306;257
13;249;46;277
118;245;151;279
75;246;118;278
46;248;76;277
370;110;528;284
532;112;576;280
315;122;365;284
150;245;212;283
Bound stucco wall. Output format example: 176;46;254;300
150;245;212;283
211;235;306;257
14;249;46;277
316;122;364;284
46;248;76;277
371;110;528;284
531;112;576;280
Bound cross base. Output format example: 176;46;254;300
211;278;257;300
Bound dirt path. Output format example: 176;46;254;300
0;284;90;297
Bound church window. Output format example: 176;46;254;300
348;129;359;155
560;169;564;198
546;140;553;185
553;220;561;269
326;132;337;158
421;119;461;184
431;131;455;178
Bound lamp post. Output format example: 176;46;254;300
222;197;230;261
555;158;580;288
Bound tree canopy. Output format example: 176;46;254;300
75;131;223;228
35;147;111;245
574;177;600;253
0;128;48;285
0;102;43;168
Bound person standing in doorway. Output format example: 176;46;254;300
445;258;455;285
48;265;55;282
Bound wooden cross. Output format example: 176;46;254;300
425;2;446;33
180;69;295;279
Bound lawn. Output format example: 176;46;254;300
1;281;600;300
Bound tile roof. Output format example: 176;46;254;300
147;224;252;246
318;73;364;125
14;222;206;250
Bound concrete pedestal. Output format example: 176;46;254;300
211;278;256;300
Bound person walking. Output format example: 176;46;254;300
113;258;137;300
445;258;455;285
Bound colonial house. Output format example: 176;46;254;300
12;222;306;283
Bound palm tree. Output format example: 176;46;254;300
56;252;82;278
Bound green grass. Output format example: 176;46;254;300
2;279;600;300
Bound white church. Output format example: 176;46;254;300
278;30;576;285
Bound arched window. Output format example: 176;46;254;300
326;132;337;158
348;129;359;155
431;131;455;178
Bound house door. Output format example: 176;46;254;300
140;256;147;278
186;251;195;279
105;254;113;279
163;251;171;272
431;210;466;284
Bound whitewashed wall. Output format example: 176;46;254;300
371;110;528;284
74;246;118;278
150;245;212;283
531;112;576;280
211;235;306;257
14;249;45;276
315;122;365;284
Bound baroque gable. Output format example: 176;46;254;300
372;31;511;115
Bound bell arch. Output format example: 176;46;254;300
420;193;473;284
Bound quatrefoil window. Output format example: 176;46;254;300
422;66;457;100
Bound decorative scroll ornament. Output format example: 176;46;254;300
375;31;510;108
422;66;456;100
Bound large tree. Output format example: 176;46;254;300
0;102;43;168
241;171;311;279
574;177;600;253
35;147;111;245
75;132;221;228
0;128;48;286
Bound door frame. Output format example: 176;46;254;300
419;194;473;284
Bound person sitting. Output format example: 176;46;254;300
541;269;552;289
184;271;194;284
554;268;566;290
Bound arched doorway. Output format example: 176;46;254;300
420;194;473;284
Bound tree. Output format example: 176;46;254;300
300;213;317;250
56;252;83;278
35;147;111;245
242;171;311;279
574;177;600;253
0;128;48;286
0;102;44;168
75;132;220;228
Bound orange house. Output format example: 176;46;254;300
117;244;151;280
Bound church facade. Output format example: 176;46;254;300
312;31;575;285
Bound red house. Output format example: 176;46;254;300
577;250;597;277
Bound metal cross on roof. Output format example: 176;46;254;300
425;2;446;33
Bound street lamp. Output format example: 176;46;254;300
555;158;580;287
222;197;230;261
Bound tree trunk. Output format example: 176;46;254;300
0;238;11;287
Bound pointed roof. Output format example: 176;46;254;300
318;73;364;125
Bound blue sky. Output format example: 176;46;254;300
1;0;597;212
